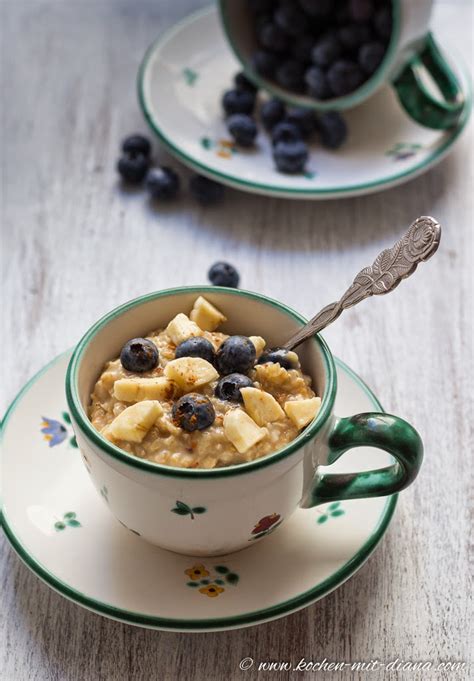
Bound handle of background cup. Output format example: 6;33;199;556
303;413;423;507
392;33;464;130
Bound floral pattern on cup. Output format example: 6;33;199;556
41;412;77;448
54;511;81;531
185;563;239;597
171;500;206;520
385;142;423;161
248;513;282;541
316;501;345;524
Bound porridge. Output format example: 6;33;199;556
88;296;321;469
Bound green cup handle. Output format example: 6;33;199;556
303;413;423;507
393;32;465;129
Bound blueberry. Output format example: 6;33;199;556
252;50;281;77
260;98;286;131
257;348;297;370
311;34;342;67
172;394;215;432
305;66;331;99
273;140;309;174
271;121;303;145
208;261;240;288
222;89;256;116
248;0;274;13
349;0;374;23
120;338;159;372
215;373;254;402
327;59;364;96
258;22;290;53
234;71;258;93
175;337;215;364
189;175;225;205
275;60;306;92
286;107;316;139
117;154;148;184
338;23;372;50
227;114;258;147
145;166;180;199
317;111;348;149
298;0;333;18
274;5;308;37
291;34;316;63
373;7;392;41
121;134;151;157
358;41;385;74
216;336;256;375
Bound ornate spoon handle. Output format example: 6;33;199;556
283;216;441;351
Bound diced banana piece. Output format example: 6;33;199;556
284;397;321;429
189;296;227;332
223;409;267;454
166;313;202;345
113;377;179;402
106;400;163;443
249;336;266;357
240;387;285;426
164;357;218;392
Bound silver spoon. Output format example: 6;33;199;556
283;216;441;351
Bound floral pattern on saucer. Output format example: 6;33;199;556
41;411;77;448
185;563;239;597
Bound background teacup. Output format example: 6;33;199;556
66;287;423;556
218;0;465;129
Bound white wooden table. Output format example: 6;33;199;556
1;1;472;679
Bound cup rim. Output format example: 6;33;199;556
218;0;401;112
65;286;337;479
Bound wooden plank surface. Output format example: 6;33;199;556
1;1;472;679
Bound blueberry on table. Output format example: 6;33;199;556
275;60;306;92
271;120;303;145
120;338;159;372
222;89;256;116
274;5;308;37
172;394;215;432
121;134;151;157
215;373;254;403
338;23;372;50
257;348;296;370
258;23;290;53
273;140;309;174
305;66;331;100
117;154;148;184
286;107;316;139
175;337;215;365
327;59;364;96
358;41;385;74
234;71;258;93
311;34;342;68
227;114;258;147
208;261;240;288
317;111;348;149
189;175;225;205
260;98;286;131
145;166;180;200
216;336;256;375
252;50;281;78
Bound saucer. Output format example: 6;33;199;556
138;6;471;200
1;350;396;632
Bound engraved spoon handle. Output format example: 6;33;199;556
283;216;441;351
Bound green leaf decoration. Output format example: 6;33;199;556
226;573;239;585
214;565;229;574
187;581;199;587
69;436;78;448
171;507;190;516
328;502;340;511
66;519;81;528
200;579;210;585
192;507;206;514
215;579;225;585
200;136;213;150
54;521;66;531
62;411;71;424
331;509;345;517
63;512;76;520
317;515;328;524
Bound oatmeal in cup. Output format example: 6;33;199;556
66;287;423;556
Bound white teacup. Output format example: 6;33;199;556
66;287;423;556
219;0;465;129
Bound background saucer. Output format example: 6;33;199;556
138;6;471;200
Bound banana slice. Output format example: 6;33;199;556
249;336;266;358
240;387;285;426
113;377;179;402
164;357;218;392
166;313;202;345
284;397;321;429
105;400;162;443
190;296;227;332
223;409;267;454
